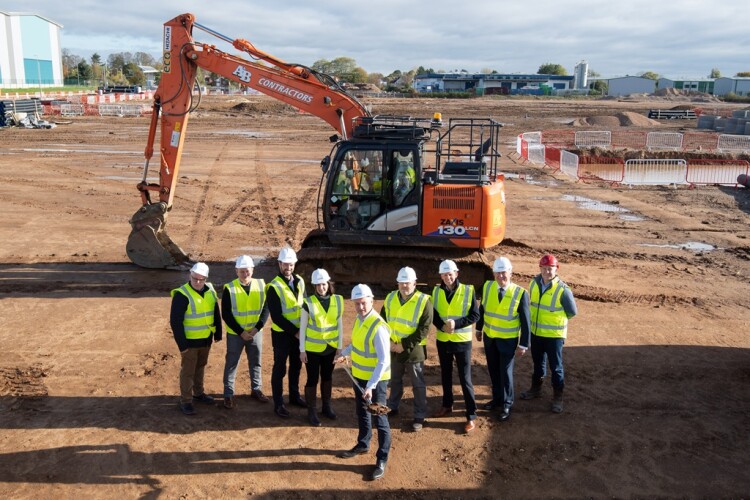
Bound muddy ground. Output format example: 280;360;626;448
0;94;749;498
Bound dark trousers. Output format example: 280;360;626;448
304;349;335;388
483;335;519;409
436;340;477;420
530;334;565;389
353;378;391;462
271;330;303;407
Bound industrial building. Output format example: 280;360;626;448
0;10;63;88
413;72;574;95
657;78;715;94
606;76;657;97
713;77;750;97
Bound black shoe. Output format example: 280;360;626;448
388;408;399;418
275;405;291;418
290;394;308;408
483;401;499;411
179;402;196;415
498;407;511;422
192;393;215;405
337;446;368;459
371;460;387;480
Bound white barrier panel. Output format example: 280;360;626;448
646;132;683;150
575;131;611;148
99;104;124;116
687;161;749;185
516;135;522;155
120;105;145;116
60;104;84;116
624;159;688;185
717;134;750;152
527;144;546;164
559;150;579;180
522;131;542;144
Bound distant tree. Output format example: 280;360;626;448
709;68;721;78
480;67;495;74
77;60;93;81
123;62;146;86
61;49;83;79
639;71;659;80
367;72;384;86
415;65;434;75
90;53;102;66
538;63;567;75
311;59;331;73
587;69;601;77
736;71;750;77
590;80;608;95
133;52;157;67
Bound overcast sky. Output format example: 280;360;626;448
8;0;750;79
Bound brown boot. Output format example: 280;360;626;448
551;388;563;413
305;386;321;427
321;380;337;420
520;378;543;400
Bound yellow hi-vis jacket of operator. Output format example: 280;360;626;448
432;283;474;343
223;278;265;335
351;312;391;381
171;282;218;340
529;277;568;338
267;275;305;333
384;290;429;346
481;281;523;339
304;294;343;353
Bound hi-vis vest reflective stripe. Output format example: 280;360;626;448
481;281;523;339
432;284;474;343
351;313;391;382
223;278;265;335
267;275;305;332
171;283;218;340
384;290;429;346
304;294;343;353
529;277;568;338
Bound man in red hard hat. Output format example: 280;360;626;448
520;254;577;413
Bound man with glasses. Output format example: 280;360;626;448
170;262;223;415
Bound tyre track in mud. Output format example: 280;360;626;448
242;144;283;249
286;185;318;246
186;141;229;255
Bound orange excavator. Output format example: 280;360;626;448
126;13;507;285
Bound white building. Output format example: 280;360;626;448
0;10;63;88
713;77;750;97
607;76;656;97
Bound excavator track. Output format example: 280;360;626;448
296;231;495;293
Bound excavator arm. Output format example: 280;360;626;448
126;13;369;268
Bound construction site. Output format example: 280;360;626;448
0;87;748;497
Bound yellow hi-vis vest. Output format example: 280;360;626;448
351;312;391;381
171;282;218;340
432;283;474;343
304;294;343;353
529;277;568;338
223;278;265;335
384;290;429;346
481;281;523;339
267;275;305;333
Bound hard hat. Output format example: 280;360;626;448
190;262;209;277
311;268;331;285
278;247;298;264
539;254;559;267
351;283;374;300
439;260;458;274
493;257;512;273
397;266;417;283
235;255;254;269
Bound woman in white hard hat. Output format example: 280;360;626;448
299;268;344;426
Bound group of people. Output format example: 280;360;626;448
170;247;576;481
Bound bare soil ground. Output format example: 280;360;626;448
0;94;749;498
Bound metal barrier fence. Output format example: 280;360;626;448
60;104;84;116
516;132;749;187
575;131;611;148
646;132;683;150
686;159;750;185
717;134;750;152
623;159;688;185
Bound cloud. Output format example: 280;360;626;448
6;0;750;78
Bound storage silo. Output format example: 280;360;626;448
573;60;589;90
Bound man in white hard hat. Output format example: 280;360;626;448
476;256;530;422
382;266;433;432
266;247;307;418
221;255;270;410
170;262;223;416
335;284;391;481
431;260;481;433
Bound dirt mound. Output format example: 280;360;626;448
572;111;661;127
229;100;298;115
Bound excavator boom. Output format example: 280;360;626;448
126;13;369;268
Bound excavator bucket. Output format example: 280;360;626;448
126;202;191;269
